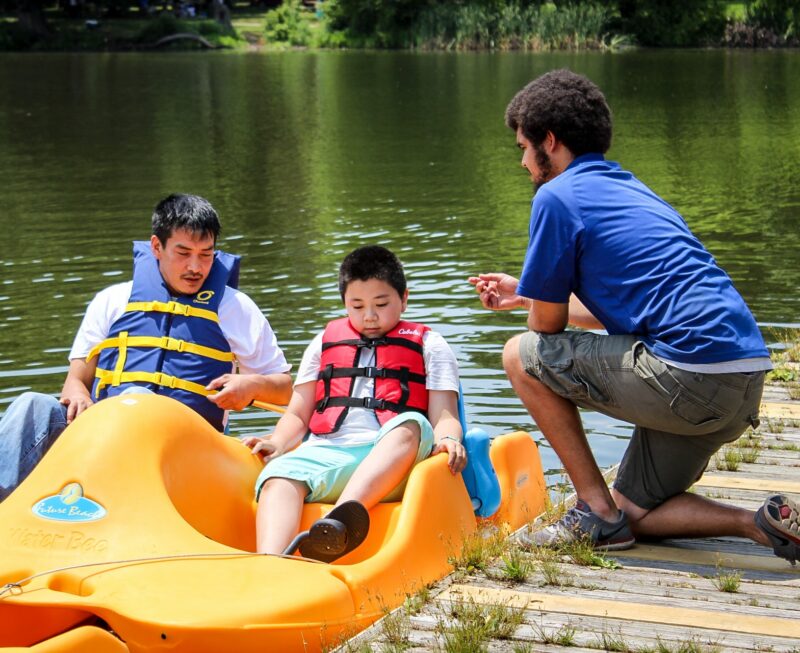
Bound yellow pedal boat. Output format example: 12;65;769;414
0;394;546;652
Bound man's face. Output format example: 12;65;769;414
151;228;215;296
343;278;407;340
517;127;553;190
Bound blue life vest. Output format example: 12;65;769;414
88;241;241;431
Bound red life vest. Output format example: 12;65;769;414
309;318;430;435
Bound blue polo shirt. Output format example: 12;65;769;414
517;154;769;366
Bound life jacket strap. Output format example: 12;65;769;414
94;368;212;397
86;335;235;363
316;395;422;414
124;300;220;323
318;365;425;384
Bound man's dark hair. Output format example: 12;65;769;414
338;245;407;300
505;69;612;155
151;194;221;245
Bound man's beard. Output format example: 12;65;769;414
533;142;553;191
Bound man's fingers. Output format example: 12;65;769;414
205;375;230;391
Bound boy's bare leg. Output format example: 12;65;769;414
503;334;620;522
337;422;421;509
256;477;309;554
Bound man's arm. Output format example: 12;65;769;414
206;372;293;411
528;297;604;333
60;357;98;423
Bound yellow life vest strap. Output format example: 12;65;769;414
87;336;234;364
124;300;220;324
94;369;211;398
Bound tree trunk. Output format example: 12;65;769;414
17;0;49;36
212;0;233;32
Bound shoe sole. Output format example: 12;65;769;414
755;494;800;564
595;537;636;552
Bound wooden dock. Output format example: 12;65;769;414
338;384;800;652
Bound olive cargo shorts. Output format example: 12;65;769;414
519;331;765;510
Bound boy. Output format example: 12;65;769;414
244;245;466;555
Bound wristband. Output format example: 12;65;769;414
437;435;461;445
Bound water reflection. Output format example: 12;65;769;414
1;50;798;482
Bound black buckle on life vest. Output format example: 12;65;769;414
361;397;387;410
363;367;387;379
359;337;387;349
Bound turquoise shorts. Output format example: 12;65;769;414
254;412;435;503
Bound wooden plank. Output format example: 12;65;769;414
440;584;800;639
611;543;800;575
760;401;800;419
695;474;800;494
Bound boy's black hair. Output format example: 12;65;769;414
151;194;221;245
505;69;612;156
338;245;407;300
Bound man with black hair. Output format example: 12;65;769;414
0;194;292;502
470;69;799;564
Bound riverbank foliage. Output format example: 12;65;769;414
0;0;798;51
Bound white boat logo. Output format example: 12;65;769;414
31;483;107;522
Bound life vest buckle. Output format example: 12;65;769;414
166;301;191;316
163;337;185;353
363;367;386;379
362;397;386;410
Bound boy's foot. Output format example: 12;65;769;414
520;499;635;551
755;494;800;565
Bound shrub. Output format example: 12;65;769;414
616;0;727;46
264;0;312;46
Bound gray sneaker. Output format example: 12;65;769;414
520;500;635;551
755;494;800;565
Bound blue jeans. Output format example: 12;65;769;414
0;392;67;502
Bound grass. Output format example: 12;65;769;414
711;567;742;593
532;621;577;646
435;598;524;652
495;545;534;583
403;585;432;615
714;448;742;472
448;526;507;575
379;608;411;652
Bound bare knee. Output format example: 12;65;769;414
386;421;421;449
258;477;307;505
502;334;525;379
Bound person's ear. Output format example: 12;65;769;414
401;289;409;312
150;234;163;259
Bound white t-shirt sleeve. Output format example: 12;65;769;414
68;282;132;360
423;330;460;393
218;288;291;375
295;333;324;386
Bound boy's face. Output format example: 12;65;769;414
343;278;408;339
151;228;215;296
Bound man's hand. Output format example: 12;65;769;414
206;374;260;410
241;435;283;464
431;437;467;475
59;393;93;423
60;358;97;423
468;273;527;311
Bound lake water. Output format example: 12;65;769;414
1;49;798;484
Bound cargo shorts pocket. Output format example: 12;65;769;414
669;389;724;427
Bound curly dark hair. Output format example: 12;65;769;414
505;69;612;156
338;245;406;300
